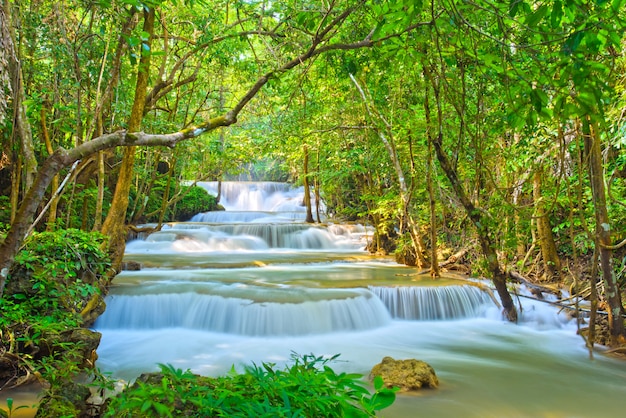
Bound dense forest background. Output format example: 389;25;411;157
1;0;626;413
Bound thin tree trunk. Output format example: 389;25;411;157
93;143;105;230
424;65;517;321
315;145;321;223
533;168;561;281
585;118;624;346
303;144;314;223
423;76;440;277
433;131;517;321
426;139;440;277
3;0;37;190
41;106;60;230
349;73;427;266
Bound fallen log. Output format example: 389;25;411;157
508;270;562;299
439;248;469;267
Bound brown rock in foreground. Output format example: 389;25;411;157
370;356;439;391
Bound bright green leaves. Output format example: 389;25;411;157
125;29;153;65
372;0;425;40
105;354;397;417
365;375;398;411
501;0;626;126
551;0;564;28
509;0;531;18
524;3;550;28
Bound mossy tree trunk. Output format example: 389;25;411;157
584;119;625;346
101;8;155;269
533;168;561;281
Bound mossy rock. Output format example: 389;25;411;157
370;356;439;391
35;381;92;418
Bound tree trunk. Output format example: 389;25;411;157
41;106;60;230
303;144;314;223
533;168;561;281
349;73;427;266
585;119;624;346
423;79;440;277
2;1;37;191
424;64;516;321
426;136;440;277
433;131;517;321
101;8;155;269
315;145;322;223
93;147;105;230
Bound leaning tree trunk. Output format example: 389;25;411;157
423;64;516;321
101;8;155;269
432;132;517;321
585;119;625;346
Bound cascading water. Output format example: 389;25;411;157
94;181;626;417
369;285;492;320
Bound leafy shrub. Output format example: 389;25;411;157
0;229;111;383
129;183;218;223
170;185;219;221
105;353;397;417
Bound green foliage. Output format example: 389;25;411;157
129;183;218;223
105;353;397;417
170;185;219;221
1;229;111;376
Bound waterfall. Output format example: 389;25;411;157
369;285;492;320
95;289;392;336
197;181;319;213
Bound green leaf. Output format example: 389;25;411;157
612;0;626;12
551;0;563;28
373;375;385;391
562;31;585;55
140;400;152;413
525;4;549;27
370;391;396;410
153;402;172;417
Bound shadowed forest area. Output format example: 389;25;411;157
1;0;626;416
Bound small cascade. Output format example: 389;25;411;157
127;222;364;251
197;181;319;212
95;288;391;336
369;285;493;320
191;211;307;223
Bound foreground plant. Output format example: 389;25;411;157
105;353;397;417
0;229;111;414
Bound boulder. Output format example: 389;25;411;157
370;356;438;391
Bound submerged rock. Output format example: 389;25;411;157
370;356;438;391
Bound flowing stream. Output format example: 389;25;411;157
94;181;626;417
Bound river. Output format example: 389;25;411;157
93;181;626;417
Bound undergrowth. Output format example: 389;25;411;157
105;353;397;417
